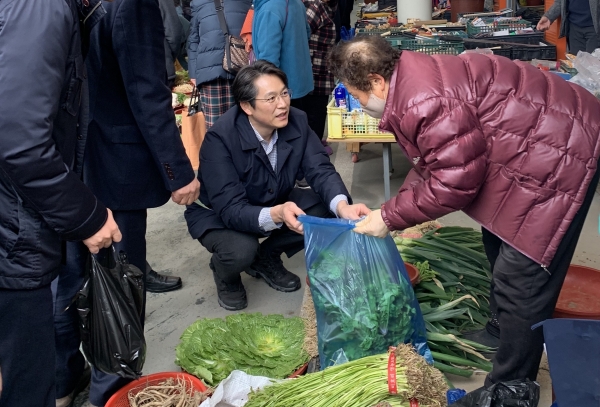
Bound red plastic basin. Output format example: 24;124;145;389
554;265;600;320
106;372;207;407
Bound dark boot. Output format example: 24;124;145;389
462;313;500;356
248;251;301;292
486;313;500;338
210;262;248;311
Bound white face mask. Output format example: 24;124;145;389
361;93;386;119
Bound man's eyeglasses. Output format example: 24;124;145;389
254;90;292;104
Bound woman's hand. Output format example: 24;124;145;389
353;209;390;238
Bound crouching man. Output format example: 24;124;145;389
185;60;369;310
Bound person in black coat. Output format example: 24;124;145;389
158;0;185;86
52;0;200;405
185;61;370;311
0;1;121;406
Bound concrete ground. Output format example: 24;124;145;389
74;154;591;404
81;5;599;404
137;141;600;407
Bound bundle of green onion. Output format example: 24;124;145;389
244;345;448;407
395;226;496;377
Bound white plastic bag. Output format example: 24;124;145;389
199;371;275;407
569;50;600;98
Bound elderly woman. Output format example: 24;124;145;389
331;36;600;393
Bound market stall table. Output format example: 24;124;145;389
326;137;396;201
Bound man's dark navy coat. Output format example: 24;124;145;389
185;106;351;240
85;0;195;210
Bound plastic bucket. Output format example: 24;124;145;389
553;265;600;319
535;319;600;407
105;372;207;407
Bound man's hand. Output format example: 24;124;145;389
83;209;122;254
336;201;371;220
171;178;200;205
353;209;390;238
190;78;196;86
271;202;305;234
537;16;552;31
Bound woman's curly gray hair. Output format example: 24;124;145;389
328;36;400;92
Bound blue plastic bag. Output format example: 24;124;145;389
300;215;432;369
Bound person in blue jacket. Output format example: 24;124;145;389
252;0;315;110
188;0;252;128
185;61;369;311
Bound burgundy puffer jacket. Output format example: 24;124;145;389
379;51;600;266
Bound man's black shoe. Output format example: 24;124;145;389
210;262;248;311
146;269;182;293
248;252;301;292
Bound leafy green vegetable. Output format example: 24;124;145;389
414;260;437;282
175;92;186;105
175;313;309;385
174;70;190;86
245;344;448;407
309;251;420;364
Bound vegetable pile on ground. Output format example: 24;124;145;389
127;377;213;407
174;70;190;87
309;250;423;363
244;344;448;407
395;226;495;377
175;313;309;385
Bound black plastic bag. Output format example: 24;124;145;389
452;380;540;407
76;249;146;379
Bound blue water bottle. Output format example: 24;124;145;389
334;83;347;110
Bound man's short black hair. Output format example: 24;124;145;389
232;60;289;109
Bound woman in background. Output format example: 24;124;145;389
188;0;252;128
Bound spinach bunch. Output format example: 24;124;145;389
309;251;418;364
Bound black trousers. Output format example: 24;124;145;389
200;189;332;284
568;23;600;54
484;168;600;386
290;95;330;141
0;286;55;407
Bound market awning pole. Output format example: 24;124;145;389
397;0;431;24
